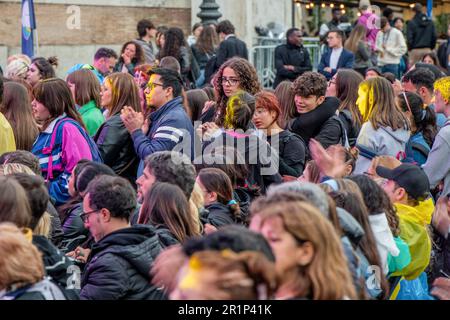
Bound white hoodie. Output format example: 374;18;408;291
369;213;400;275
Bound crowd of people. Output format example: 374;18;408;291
0;2;450;301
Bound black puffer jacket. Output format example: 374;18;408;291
94;114;139;185
407;13;437;50
59;203;90;253
202;202;236;228
80;225;166;300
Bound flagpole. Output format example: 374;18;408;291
34;28;39;56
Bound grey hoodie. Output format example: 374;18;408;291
354;122;410;174
423;118;450;196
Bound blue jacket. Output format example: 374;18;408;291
318;48;355;80
405;132;430;166
131;96;194;176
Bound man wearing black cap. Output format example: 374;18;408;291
376;163;432;280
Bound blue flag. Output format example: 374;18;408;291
21;0;36;57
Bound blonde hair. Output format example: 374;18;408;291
358;77;410;130
254;200;356;300
189;183;204;235
0;223;44;291
0;163;36;176
33;212;51;238
182;250;277;300
434;76;450;103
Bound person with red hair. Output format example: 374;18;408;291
253;91;306;178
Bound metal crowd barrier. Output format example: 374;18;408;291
251;37;322;89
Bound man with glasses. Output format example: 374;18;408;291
120;68;194;177
273;27;312;89
318;30;354;80
79;175;166;300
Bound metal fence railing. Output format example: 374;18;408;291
251;37;322;89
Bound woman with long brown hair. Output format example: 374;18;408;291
94;72;140;184
191;25;219;87
1;82;39;150
66;69;104;136
274;80;297;129
326;69;364;147
250;196;357;300
324;178;390;299
199;57;261;125
344;24;372;77
354;77;410;174
31;78;100;206
138;182;200;245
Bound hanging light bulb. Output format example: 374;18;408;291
340;4;344;9
321;3;326;8
306;4;310;9
341;9;346;14
357;12;361;17
310;3;315;8
330;3;334;8
296;1;301;7
409;3;415;9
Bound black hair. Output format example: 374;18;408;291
94;47;119;61
137;19;155;38
402;68;435;92
348;175;400;237
86;175;137;222
216;20;235;35
182;224;275;262
149;67;183;98
393;17;404;25
31;57;57;79
10;173;49;230
397;92;437;147
286;27;300;39
383;7;394;18
414;63;446;80
192;22;203;33
76;162;116;194
144;151;196;199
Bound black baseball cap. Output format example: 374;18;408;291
376;164;430;200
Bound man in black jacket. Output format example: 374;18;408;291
212;20;248;74
289;72;344;158
273;27;312;89
79;175;166;300
407;3;437;65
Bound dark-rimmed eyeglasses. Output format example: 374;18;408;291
220;77;239;86
146;82;164;91
80;209;100;223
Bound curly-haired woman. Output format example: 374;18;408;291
199;57;261;125
114;41;145;76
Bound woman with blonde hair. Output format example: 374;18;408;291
1;81;39;150
250;196;356;300
170;250;277;300
354;77;410;174
0;223;66;300
94;72;140;184
344;24;372;77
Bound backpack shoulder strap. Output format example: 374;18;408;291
411;142;430;158
43;118;67;182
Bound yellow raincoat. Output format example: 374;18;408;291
391;199;433;280
0;112;16;154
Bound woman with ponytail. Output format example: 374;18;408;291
396;91;438;165
197;168;243;228
26;56;58;87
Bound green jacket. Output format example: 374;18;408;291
79;101;104;136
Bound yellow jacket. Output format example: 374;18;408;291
0;113;16;154
391;201;432;280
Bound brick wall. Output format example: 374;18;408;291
0;2;191;47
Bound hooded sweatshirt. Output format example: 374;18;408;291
391;202;432;280
369;213;400;275
407;13;437;50
354;122;410;174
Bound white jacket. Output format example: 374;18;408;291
375;27;407;66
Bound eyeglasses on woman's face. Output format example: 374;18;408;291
220;76;239;87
